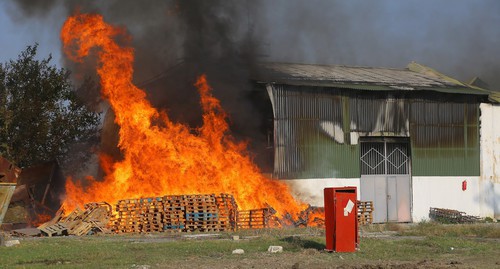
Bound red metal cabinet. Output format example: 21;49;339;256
324;187;358;252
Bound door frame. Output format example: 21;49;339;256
359;137;413;223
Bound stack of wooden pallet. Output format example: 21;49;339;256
162;195;187;232
112;193;238;233
184;194;221;232
215;193;238;231
114;197;166;233
38;193;291;235
39;202;112;236
429;207;480;223
237;208;274;229
357;201;374;225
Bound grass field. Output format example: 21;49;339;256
1;223;499;268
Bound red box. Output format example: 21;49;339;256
324;187;358;252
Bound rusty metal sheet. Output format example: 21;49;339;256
256;62;493;98
0;157;21;184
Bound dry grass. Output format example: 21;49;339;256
360;222;409;233
399;221;500;238
360;221;500;238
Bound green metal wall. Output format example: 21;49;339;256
284;136;359;179
409;100;480;176
267;85;480;179
270;85;360;178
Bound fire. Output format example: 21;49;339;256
60;13;306;218
306;207;325;227
30;213;52;227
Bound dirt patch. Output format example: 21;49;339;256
161;256;473;269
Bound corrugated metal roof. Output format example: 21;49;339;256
256;62;498;101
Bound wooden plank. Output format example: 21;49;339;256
39;223;68;237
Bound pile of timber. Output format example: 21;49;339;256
35;192;378;236
237;208;276;229
113;196;181;233
294;201;374;228
113;193;238;233
216;194;239;229
429;207;481;224
357;201;374;225
38;202;112;236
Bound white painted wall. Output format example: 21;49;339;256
479;103;500;218
286;175;493;222
286;178;360;207
412;176;480;222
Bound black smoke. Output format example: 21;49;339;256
7;0;500;88
5;0;500;175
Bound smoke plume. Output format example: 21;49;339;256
7;0;500;87
5;0;500;176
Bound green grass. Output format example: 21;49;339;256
0;225;499;268
1;234;321;268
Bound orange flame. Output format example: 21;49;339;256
60;13;306;218
306;207;325;228
30;213;52;227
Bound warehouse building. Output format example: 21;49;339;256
255;62;500;222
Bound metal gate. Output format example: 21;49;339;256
360;138;412;223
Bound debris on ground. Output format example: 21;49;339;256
3;239;20;247
232;249;244;254
2;161;67;231
0;232;21;247
11;228;41;237
0;157;20;229
429;207;481;223
268;245;283;253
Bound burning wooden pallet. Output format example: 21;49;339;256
39;202;112;236
114;197;170;233
357;201;374;225
297;201;374;227
39;193;332;236
215;193;238;230
300;206;325;227
183;194;221;232
236;208;275;229
112;193;238;233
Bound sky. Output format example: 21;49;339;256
0;2;65;65
1;1;499;89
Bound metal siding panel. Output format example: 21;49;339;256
410;101;479;176
270;85;360;178
269;85;479;178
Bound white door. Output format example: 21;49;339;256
360;138;412;223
